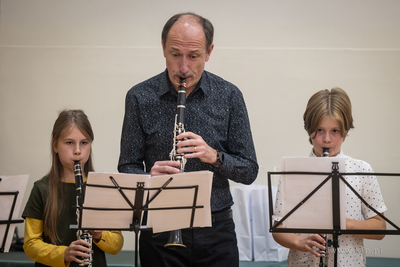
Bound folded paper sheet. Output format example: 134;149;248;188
81;171;212;233
280;157;346;230
0;174;29;252
147;171;213;233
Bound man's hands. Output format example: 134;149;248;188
150;161;181;176
175;132;218;163
149;131;218;176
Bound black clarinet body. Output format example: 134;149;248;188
74;161;83;206
169;77;187;172
165;78;187;249
74;161;93;266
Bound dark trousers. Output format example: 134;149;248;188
139;218;239;267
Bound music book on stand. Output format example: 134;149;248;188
279;157;346;229
81;170;213;233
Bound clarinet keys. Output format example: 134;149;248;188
78;232;93;266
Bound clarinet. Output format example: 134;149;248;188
319;148;330;267
169;77;187;172
164;77;187;249
74;161;93;266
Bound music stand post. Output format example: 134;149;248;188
0;178;25;253
267;162;400;267
77;176;204;267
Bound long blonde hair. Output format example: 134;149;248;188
43;109;94;244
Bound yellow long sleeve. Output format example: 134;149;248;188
24;217;124;266
94;230;124;255
23;217;70;267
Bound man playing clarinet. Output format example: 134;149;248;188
118;12;258;267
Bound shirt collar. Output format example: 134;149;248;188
159;69;208;97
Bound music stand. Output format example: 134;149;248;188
267;159;400;267
75;171;212;267
0;175;29;253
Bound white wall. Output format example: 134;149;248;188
1;0;399;258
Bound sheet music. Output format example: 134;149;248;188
147;171;213;233
0;174;29;252
81;171;213;233
280;157;346;229
82;172;149;229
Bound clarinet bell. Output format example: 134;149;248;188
164;229;186;249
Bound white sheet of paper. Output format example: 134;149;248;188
81;172;150;229
0;174;29;252
147;171;213;233
280;157;346;230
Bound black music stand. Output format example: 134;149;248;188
0;175;29;253
76;172;210;267
267;161;400;267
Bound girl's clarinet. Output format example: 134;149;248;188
74;161;93;266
